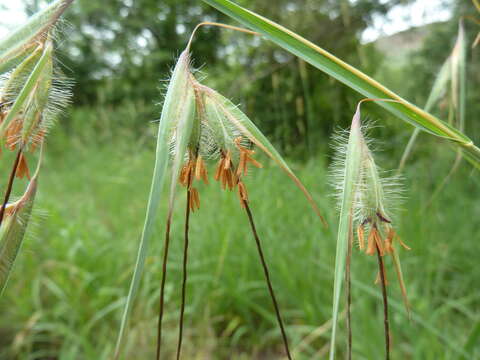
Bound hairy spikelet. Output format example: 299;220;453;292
329;102;409;360
0;0;73;74
330;122;403;227
0;40;72;151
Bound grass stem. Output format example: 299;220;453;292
156;216;173;360
242;199;293;360
375;244;390;360
0;148;23;227
176;188;192;360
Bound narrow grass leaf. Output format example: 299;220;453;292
329;106;363;360
424;21;467;207
114;50;194;358
398;56;451;171
0;0;73;74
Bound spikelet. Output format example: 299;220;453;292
0;173;38;295
329;102;410;360
0;40;72;152
0;0;73;74
330;117;404;250
185;78;325;223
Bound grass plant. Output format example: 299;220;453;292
0;2;479;360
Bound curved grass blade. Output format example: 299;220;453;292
114;50;194;359
156;60;196;360
398;56;451;171
329;106;363;360
0;0;73;74
201;0;480;167
424;21;467;207
200;85;327;225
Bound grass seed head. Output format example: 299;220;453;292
187;79;322;217
0;40;72;154
330;102;411;322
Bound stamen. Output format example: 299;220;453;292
225;168;234;190
396;236;411;251
221;168;228;190
373;228;385;256
15;153;30;179
214;158;223;181
223;150;231;170
195;155;208;184
237;151;247;176
179;164;189;187
234;136;263;177
189;187;200;212
238;181;248;208
357;224;365;250
366;228;376;255
179;159;195;188
384;228;395;253
247;156;262;169
6;118;22;150
194;156;202;181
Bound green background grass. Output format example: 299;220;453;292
0;115;479;360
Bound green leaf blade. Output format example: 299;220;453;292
329;108;363;360
114;50;194;358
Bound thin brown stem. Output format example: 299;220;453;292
176;188;191;360
156;215;173;360
242;199;293;360
0;148;23;226
375;245;390;360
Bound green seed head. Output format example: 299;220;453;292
0;40;72;151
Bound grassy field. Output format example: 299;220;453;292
0;116;479;360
